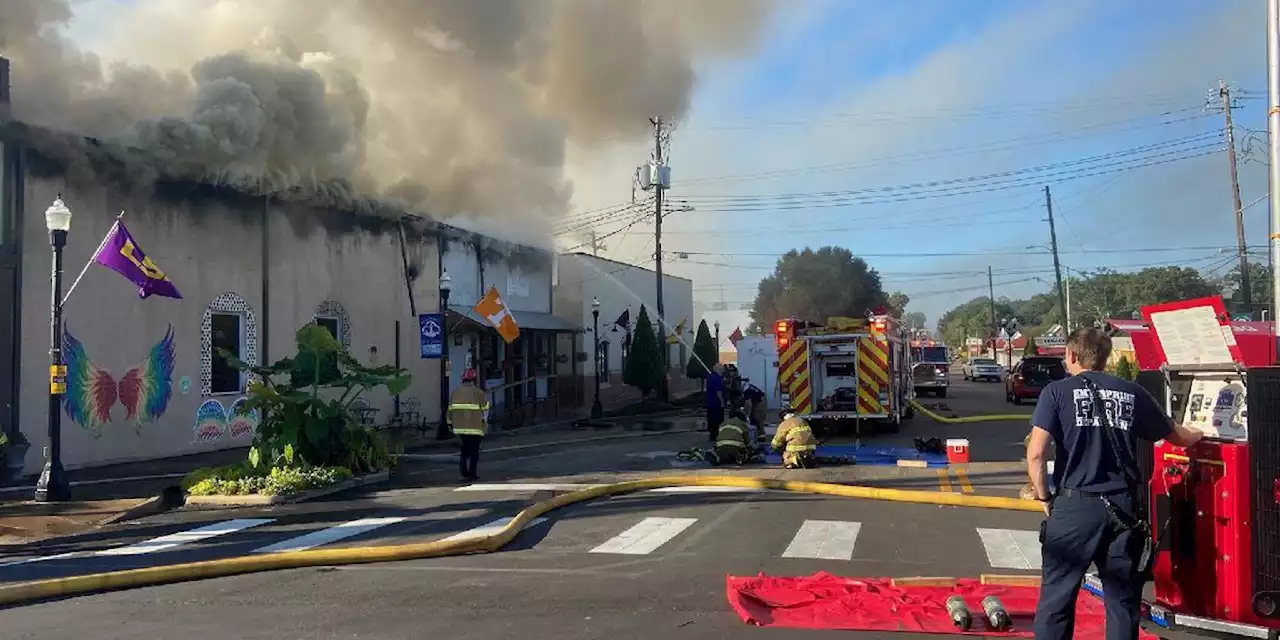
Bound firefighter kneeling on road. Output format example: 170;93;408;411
448;368;491;481
710;407;752;466
771;410;817;469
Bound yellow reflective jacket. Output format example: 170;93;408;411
716;418;750;449
772;417;817;453
448;385;491;436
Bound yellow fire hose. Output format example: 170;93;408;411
0;475;1041;608
909;399;1032;424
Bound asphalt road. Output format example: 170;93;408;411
0;376;1070;639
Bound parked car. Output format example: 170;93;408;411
962;358;1004;382
1006;356;1068;404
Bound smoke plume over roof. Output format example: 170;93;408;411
0;0;775;243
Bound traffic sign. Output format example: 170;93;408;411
419;313;444;358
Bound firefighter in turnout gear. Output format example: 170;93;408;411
448;368;491;481
771;411;818;469
712;407;752;465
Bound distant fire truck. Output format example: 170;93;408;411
773;314;913;435
909;337;950;398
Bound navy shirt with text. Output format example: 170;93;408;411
1031;372;1172;493
706;373;724;409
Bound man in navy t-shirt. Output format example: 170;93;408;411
705;365;726;441
1027;328;1203;640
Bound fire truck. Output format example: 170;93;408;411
773;314;913;436
909;336;951;398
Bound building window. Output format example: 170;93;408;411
597;340;609;378
201;293;259;396
314;316;341;341
209;313;243;394
312;301;351;351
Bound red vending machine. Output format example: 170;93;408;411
1138;297;1280;638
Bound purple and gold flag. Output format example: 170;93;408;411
93;221;182;300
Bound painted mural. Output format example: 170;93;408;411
63;326;177;436
192;397;259;443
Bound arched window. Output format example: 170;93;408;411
312;300;351;350
201;293;259;396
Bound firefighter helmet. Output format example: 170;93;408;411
462;368;478;382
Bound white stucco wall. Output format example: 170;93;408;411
555;253;695;377
14;176;449;473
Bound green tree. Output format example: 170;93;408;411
747;246;887;332
686;319;719;380
1071;266;1216;326
624;305;663;396
903;311;927;331
887;291;910;317
1108;355;1137;381
936;297;1018;351
1220;263;1272;318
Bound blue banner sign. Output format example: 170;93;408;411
419;313;444;359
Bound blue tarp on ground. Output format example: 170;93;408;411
762;444;948;467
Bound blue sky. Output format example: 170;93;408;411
582;0;1267;335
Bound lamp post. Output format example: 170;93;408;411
35;198;72;502
436;270;452;441
591;297;603;419
714;321;720;353
1000;316;1019;370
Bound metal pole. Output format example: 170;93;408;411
1045;186;1069;329
652;117;669;401
35;229;69;502
436;287;452;440
591;307;603;419
1269;0;1280;336
987;266;996;357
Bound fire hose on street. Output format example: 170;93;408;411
908;399;1032;424
0;475;1042;608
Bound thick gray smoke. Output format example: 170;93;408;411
0;0;776;241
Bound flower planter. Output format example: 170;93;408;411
2;442;30;484
182;470;391;509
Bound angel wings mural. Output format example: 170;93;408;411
62;326;176;435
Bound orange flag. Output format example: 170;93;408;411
473;286;521;344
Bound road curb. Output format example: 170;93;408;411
95;495;168;526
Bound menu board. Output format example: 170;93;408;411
1148;305;1235;367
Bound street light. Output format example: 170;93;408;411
714;321;720;352
435;270;452;441
591;297;603;419
999;316;1019;370
35;198;72;502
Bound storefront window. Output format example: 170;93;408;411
534;332;551;376
479;332;498;381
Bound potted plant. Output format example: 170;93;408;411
0;431;30;484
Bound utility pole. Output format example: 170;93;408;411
651;117;670;401
1220;80;1253;317
987;266;997;357
1045;186;1068;330
589;229;602;257
1269;0;1280;333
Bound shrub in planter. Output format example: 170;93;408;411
0;431;30;483
220;324;409;476
185;464;353;497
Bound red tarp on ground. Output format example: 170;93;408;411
726;573;1158;638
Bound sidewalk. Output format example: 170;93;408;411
0;409;698;544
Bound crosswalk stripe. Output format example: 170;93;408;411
0;551;79;568
96;518;275;557
781;520;862;560
455;483;593;492
976;528;1042;570
589;517;698;555
438;517;549;543
251;517;408;554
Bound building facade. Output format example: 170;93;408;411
553;252;697;409
0;115;568;475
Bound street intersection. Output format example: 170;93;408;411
0;377;1061;639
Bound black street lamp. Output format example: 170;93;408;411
591;297;603;419
436;270;453;440
35;198;72;503
714;321;720;353
1000;316;1019;369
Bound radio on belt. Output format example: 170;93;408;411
1140;296;1280;638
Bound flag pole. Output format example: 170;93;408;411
60;213;124;307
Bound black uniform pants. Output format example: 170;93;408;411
706;405;724;440
1034;490;1143;640
459;434;483;478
